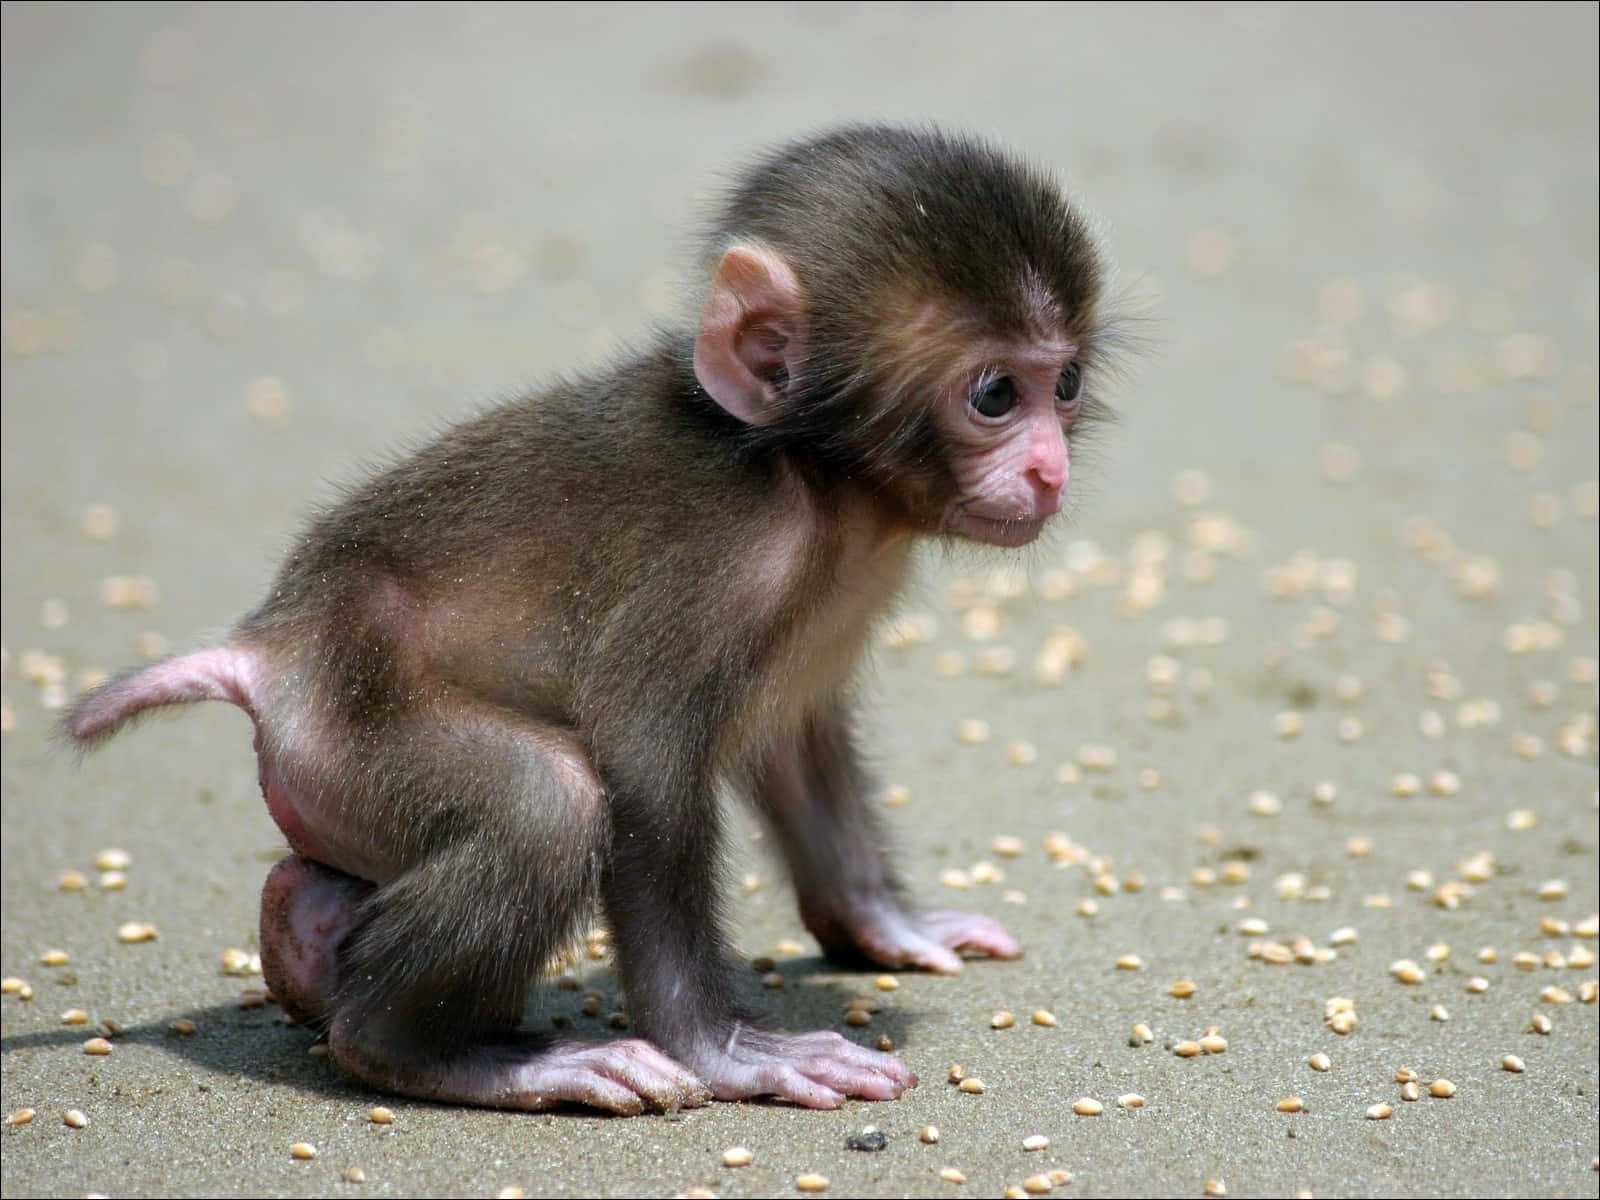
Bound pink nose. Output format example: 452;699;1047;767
1028;428;1068;498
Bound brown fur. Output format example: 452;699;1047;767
64;124;1115;1113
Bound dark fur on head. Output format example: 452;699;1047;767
703;124;1113;523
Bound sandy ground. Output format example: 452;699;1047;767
2;4;1597;1198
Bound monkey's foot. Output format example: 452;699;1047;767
684;1026;916;1109
820;904;1022;975
330;1025;711;1115
259;853;373;1026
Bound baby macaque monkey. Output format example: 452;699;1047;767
68;125;1117;1113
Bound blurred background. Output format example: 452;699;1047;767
2;5;1596;1198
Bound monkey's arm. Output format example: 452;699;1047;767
596;711;915;1108
749;699;1021;974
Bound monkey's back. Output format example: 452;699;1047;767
236;337;797;736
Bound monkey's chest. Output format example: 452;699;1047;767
742;543;914;738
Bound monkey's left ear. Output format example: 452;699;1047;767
693;244;808;426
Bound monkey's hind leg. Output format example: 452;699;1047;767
259;853;372;1027
297;716;709;1114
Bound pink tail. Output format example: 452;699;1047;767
66;646;260;745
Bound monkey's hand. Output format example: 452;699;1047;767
682;1026;916;1109
809;901;1022;975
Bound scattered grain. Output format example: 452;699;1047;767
1501;1054;1526;1073
1309;1052;1331;1072
1390;772;1422;797
956;718;991;745
82;1037;112;1056
938;1167;965;1184
958;1077;985;1094
1429;1079;1457;1098
1390;959;1424;984
795;1173;829;1192
1366;1103;1393;1120
63;1109;89;1129
290;1142;317;1160
1022;1134;1049;1151
1277;1096;1304;1113
723;1146;754;1168
94;849;131;872
921;1125;940;1144
368;1106;394;1125
1073;1097;1103;1116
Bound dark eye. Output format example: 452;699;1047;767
969;376;1018;419
1056;362;1083;406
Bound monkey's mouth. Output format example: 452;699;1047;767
949;511;1052;548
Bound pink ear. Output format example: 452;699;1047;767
693;245;807;426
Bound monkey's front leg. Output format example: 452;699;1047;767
750;703;1022;975
601;774;915;1108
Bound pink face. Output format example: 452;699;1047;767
939;337;1082;547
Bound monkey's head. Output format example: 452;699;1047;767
693;124;1115;548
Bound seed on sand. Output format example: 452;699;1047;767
1429;1079;1456;1098
290;1142;317;1160
723;1146;754;1167
1276;1096;1304;1113
795;1173;829;1192
1366;1102;1393;1120
63;1109;89;1129
1073;1097;1103;1115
